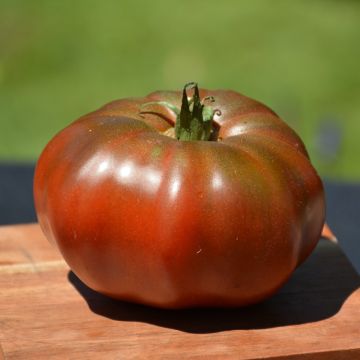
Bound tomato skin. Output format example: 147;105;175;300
34;88;325;308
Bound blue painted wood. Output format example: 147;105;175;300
0;163;37;225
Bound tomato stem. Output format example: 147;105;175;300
175;82;216;141
140;82;217;141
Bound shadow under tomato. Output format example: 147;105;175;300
68;239;359;333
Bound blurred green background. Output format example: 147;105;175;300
1;0;359;180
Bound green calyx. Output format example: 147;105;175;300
140;82;218;141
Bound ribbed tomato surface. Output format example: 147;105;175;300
34;87;325;308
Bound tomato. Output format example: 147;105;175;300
34;83;325;309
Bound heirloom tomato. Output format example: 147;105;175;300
34;83;325;308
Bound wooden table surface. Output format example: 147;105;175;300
0;224;359;360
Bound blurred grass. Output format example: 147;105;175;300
0;0;359;180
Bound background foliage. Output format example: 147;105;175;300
1;0;359;180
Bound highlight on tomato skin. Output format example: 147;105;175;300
33;82;326;309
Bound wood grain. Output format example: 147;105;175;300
0;223;359;359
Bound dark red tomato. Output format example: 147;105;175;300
34;83;325;309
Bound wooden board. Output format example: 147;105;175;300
0;224;359;359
